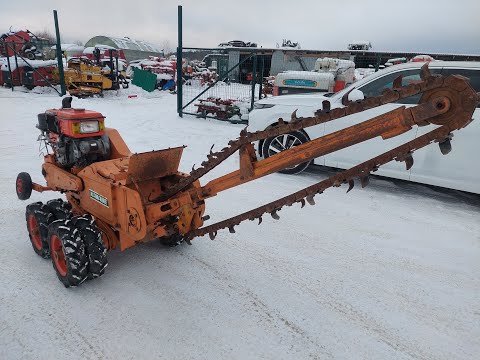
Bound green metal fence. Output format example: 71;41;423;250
178;47;268;124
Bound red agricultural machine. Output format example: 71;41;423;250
195;97;242;120
16;65;479;287
0;29;54;60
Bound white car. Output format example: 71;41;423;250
248;61;480;194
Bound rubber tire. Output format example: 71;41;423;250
262;130;311;175
25;202;54;258
72;215;108;279
46;198;72;220
16;172;33;200
47;219;89;287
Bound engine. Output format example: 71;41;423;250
37;97;110;168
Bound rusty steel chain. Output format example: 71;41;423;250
167;64;478;243
162;65;446;200
185;124;453;242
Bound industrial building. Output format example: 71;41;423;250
198;47;480;83
84;36;163;61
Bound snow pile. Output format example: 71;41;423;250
50;44;84;53
0;57;57;71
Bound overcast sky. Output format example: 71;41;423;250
1;0;479;54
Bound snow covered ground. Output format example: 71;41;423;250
0;86;479;360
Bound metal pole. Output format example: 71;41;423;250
176;5;183;117
53;10;66;96
375;53;380;72
250;53;257;111
258;53;265;100
14;50;20;86
6;43;13;91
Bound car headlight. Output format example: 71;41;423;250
253;103;275;110
72;121;102;134
80;121;100;133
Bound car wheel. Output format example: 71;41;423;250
261;130;311;174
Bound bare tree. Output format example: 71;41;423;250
73;40;84;46
32;28;55;43
161;40;173;55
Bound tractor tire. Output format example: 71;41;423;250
72;215;108;279
262;130;311;175
46;198;72;220
47;219;89;287
16;172;33;200
25;202;55;258
26;52;36;60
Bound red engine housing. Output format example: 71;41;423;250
47;108;105;139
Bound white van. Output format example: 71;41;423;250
248;61;480;194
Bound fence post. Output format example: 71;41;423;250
14;51;21;86
258;53;265;100
375;53;381;72
176;5;183;118
250;52;257;111
53;10;66;96
6;44;13;91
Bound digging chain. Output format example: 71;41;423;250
185;124;452;241
168;64;477;242
164;65;445;200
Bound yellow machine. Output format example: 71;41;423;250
62;58;113;97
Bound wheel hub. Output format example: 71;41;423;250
27;214;42;250
50;235;67;277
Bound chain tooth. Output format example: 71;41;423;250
271;210;280;220
393;74;403;89
258;216;263;225
209;231;217;240
439;136;452;155
299;199;306;208
291;109;299;122
420;63;431;80
306;195;316;205
405;154;414;170
322;100;331;112
341;89;353;106
360;175;370;188
346;180;355;193
228;226;236;234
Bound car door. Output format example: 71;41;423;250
324;67;442;181
410;67;480;193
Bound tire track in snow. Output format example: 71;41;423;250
226;239;439;360
178;251;334;359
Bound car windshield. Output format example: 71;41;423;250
331;65;442;104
